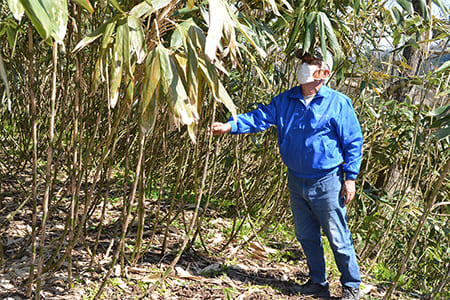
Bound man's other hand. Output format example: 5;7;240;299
341;180;356;205
210;122;231;136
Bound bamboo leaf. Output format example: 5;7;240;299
435;61;450;74
167;55;195;130
318;12;341;58
19;0;68;46
353;0;360;14
0;52;11;110
144;0;171;11
128;16;146;64
389;7;403;26
188;0;195;9
396;0;413;15
131;0;171;18
107;0;124;14
186;27;199;105
427;104;450;117
71;0;94;14
317;13;326;58
130;1;153;18
205;0;225;62
102;19;117;49
279;0;293;12
141;47;161;134
416;0;429;19
198;59;218;101
72;21;109;53
110;19;124;108
266;0;280;16
6;0;25;21
432;126;450;141
286;6;304;54
302;12;316;54
432;0;450;15
119;18;131;77
157;44;173;97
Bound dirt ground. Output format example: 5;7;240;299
0;172;389;299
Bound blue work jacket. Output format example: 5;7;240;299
228;85;363;180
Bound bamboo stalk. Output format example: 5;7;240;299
36;41;58;299
384;158;450;299
27;24;38;299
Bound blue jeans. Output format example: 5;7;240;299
288;170;361;288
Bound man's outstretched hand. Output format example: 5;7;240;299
210;122;232;136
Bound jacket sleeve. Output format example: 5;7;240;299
336;98;363;180
228;99;277;134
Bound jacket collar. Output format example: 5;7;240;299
288;84;330;100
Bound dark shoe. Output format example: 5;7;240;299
341;286;360;300
294;279;330;298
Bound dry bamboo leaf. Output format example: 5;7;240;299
210;232;224;245
6;0;24;21
141;273;161;283
204;0;224;62
361;283;377;294
175;266;202;280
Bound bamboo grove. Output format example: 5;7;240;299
0;0;449;299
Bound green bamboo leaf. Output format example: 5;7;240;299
266;0;280;16
6;0;25;21
0;52;11;110
427;104;450;117
389;7;403;26
198;59;218;100
432;0;450;15
130;1;153;18
118;18;131;78
302;12;317;55
131;0;171;18
435;61;450;74
71;0;94;14
415;0;429;19
110;19;124;108
72;21;109;53
396;0;413;15
5;23;19;51
188;0;195;9
157;44;173;97
102;19;117;49
285;6;304;54
186;28;199;104
19;0;68;45
317;13;326;58
353;0;360;14
318;12;341;58
141;46;161;134
107;0;124;14
144;0;171;11
167;55;195;131
128;16;146;64
46;0;68;45
125;73;134;103
225;2;266;58
432;126;450;141
91;54;104;94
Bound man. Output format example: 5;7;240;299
211;47;363;300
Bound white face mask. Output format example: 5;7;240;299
296;63;320;84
